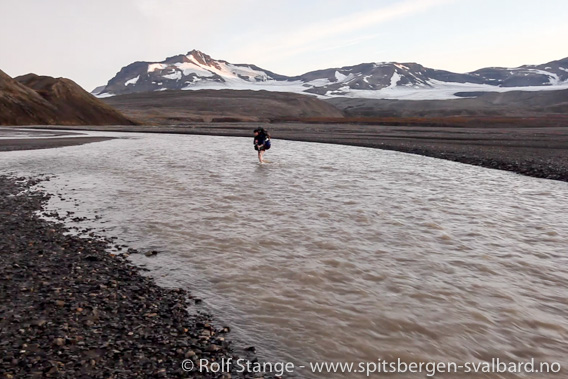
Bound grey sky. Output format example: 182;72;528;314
1;0;567;91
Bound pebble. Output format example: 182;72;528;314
0;175;272;378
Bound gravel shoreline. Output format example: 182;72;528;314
0;137;115;152
0;175;262;378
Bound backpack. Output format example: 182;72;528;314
264;138;271;150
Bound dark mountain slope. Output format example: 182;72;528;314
15;74;136;125
0;69;60;125
102;89;344;124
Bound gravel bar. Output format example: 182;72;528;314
0;175;263;378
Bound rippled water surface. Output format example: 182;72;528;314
2;131;568;378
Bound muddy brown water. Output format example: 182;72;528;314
2;131;567;378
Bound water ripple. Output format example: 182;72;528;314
2;131;568;378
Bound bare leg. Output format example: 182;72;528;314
258;150;264;163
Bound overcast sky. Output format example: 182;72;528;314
1;0;567;91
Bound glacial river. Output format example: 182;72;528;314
2;130;568;378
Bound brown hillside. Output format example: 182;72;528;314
0;69;60;125
15;74;137;126
102;89;344;124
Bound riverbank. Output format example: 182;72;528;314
0;128;115;152
12;122;568;182
0;136;114;152
0;175;260;378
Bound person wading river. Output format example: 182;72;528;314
253;127;271;163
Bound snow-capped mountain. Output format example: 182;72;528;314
96;50;288;97
94;50;568;100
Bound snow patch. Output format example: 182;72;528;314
174;62;214;77
181;79;306;94
227;64;269;81
183;54;271;85
527;69;560;85
125;75;140;86
388;72;401;88
334;71;356;84
176;74;568;101
95;92;115;98
163;70;182;80
337;79;568;100
306;78;332;87
148;63;167;73
335;71;347;81
547;72;560;85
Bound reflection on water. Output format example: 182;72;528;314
2;131;568;378
0;127;85;139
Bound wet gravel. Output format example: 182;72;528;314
0;175;263;378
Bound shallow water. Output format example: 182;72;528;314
2;131;568;378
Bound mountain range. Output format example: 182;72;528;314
94;50;568;100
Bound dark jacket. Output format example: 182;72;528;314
254;130;268;150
